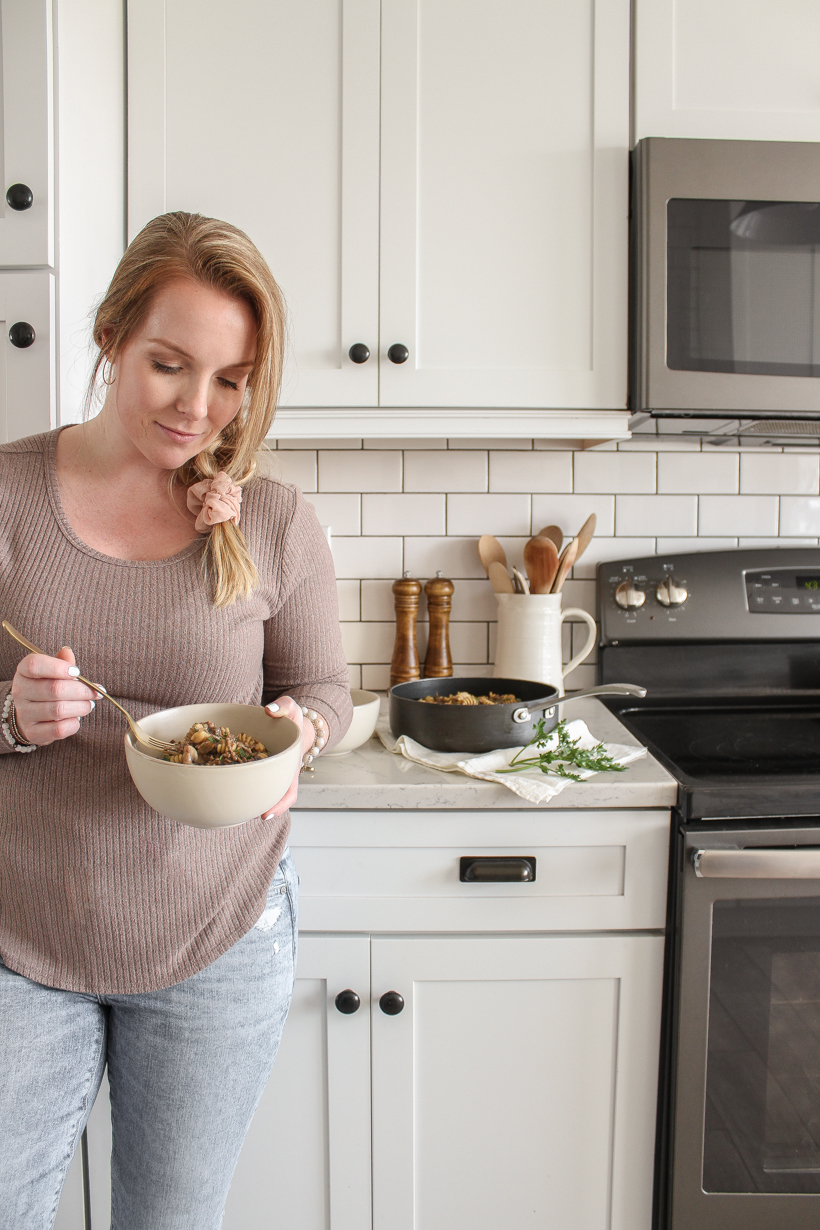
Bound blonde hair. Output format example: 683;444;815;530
88;211;287;606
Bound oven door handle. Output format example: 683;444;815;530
693;847;820;879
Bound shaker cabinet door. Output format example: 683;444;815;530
0;0;54;267
127;0;380;409
371;933;663;1230
378;0;630;409
0;269;55;443
222;935;372;1230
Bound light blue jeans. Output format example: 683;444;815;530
0;848;298;1230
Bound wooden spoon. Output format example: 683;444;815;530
535;524;563;553
488;560;514;593
574;513;597;563
523;536;559;595
477;534;508;577
551;537;578;593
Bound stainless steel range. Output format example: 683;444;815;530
597;548;820;1230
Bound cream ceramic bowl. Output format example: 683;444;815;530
324;689;381;756
124;703;302;829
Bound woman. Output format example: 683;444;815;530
0;212;352;1228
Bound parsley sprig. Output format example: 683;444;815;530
497;718;628;782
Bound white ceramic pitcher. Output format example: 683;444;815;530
492;593;597;695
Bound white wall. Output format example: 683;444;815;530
55;0;126;424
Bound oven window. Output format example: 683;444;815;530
667;199;820;377
704;897;820;1193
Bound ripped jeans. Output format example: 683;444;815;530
0;848;298;1230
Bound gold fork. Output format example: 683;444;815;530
2;620;176;754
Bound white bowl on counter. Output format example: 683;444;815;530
124;703;302;829
324;689;381;756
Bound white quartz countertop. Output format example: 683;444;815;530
293;696;677;811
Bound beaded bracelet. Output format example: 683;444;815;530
2;693;37;753
300;706;327;772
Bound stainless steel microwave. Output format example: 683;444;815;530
630;137;820;422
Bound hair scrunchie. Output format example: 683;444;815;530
187;472;243;534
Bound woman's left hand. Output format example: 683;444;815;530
261;695;315;819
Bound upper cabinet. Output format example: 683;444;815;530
0;0;54;268
635;0;820;143
127;0;631;434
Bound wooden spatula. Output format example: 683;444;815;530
551;537;578;593
488;559;514;593
523;535;559;594
478;534;508;577
535;524;563;553
574;513;596;563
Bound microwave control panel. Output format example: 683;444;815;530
598;549;820;643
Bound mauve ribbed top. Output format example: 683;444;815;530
0;430;351;994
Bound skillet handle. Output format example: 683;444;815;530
511;683;646;724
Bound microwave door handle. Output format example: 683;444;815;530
693;848;820;879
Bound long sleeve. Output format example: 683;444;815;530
261;492;352;750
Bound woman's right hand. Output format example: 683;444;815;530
10;646;99;745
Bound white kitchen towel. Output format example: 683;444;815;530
378;718;647;805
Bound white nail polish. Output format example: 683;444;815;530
89;701;96;710
67;666;80;677
267;703;280;712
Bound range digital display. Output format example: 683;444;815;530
797;576;820;590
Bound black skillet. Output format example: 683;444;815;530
388;677;646;754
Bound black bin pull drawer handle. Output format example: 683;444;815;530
460;856;536;883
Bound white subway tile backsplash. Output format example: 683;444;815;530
300;434;820;683
319;450;402;492
362;493;445;536
741;454;820;495
779;497;820;536
615;495;697;537
271;450;317;492
446;493;530;536
332;537;403;579
306;493;361;535
531;494;615;537
336;579;360;622
489;450;572;493
404;537;486;579
573;451;656;493
572;538;656;579
657;452;738;494
340;622;396;663
698;495;779;537
404;450;487;493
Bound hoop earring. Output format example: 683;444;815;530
101;358;115;386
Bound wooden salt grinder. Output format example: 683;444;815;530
424;572;454;678
390;574;422;686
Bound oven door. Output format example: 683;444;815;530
671;826;820;1229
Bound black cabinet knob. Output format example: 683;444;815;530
335;989;361;1014
348;343;370;364
9;322;35;349
379;990;404;1015
6;183;33;211
387;343;409;364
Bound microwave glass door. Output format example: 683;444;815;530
667;199;820;377
703;896;820;1194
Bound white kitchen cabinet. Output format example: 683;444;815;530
222;936;372;1230
371;934;663;1230
127;0;381;412
379;0;630;411
127;0;631;436
0;0;54;268
0;270;55;443
634;0;820;143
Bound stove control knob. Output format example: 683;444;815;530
615;581;645;609
656;577;688;607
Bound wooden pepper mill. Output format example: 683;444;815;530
390;574;422;686
423;572;454;678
